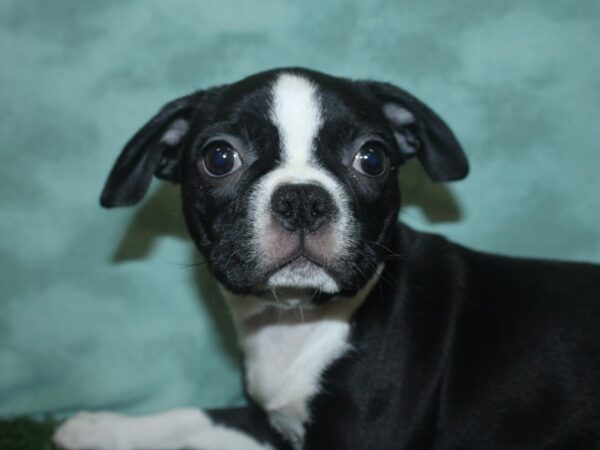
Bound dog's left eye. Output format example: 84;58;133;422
201;142;242;177
352;143;389;177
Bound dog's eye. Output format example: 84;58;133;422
201;142;242;177
352;143;388;177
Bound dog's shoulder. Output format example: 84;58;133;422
459;241;600;307
398;222;600;305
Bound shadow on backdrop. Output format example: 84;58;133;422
111;183;241;367
107;163;463;364
399;160;463;224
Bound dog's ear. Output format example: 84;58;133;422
100;92;201;208
363;82;469;182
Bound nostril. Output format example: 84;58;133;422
278;200;293;217
311;199;326;217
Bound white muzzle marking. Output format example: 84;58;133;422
249;73;356;292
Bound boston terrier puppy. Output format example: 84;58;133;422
54;68;600;450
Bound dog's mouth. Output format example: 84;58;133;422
263;252;340;295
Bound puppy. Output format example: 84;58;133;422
54;68;600;450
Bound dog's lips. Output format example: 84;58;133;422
280;255;320;275
263;253;340;293
269;252;328;275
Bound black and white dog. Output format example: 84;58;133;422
54;68;600;450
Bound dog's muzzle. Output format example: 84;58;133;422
263;183;342;293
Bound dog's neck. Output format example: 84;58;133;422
220;265;384;448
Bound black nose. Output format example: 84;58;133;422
271;183;336;232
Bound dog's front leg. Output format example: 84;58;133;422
53;406;287;450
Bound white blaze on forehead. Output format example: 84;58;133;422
249;72;357;289
270;73;322;168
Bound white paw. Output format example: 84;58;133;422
53;411;133;450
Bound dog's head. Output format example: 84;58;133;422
101;68;467;300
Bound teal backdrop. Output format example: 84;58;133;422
1;0;599;417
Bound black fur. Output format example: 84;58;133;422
305;224;600;449
101;68;600;449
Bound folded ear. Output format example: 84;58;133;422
363;81;469;182
100;92;200;208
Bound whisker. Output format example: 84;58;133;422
367;240;405;259
223;251;237;270
352;262;367;280
168;260;208;269
378;268;403;288
271;288;281;305
354;249;402;287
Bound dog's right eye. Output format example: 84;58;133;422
201;142;242;177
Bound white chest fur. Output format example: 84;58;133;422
221;268;382;448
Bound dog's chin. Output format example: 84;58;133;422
266;256;339;295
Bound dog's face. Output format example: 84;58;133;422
101;68;468;299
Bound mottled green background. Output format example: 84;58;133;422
1;0;599;417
